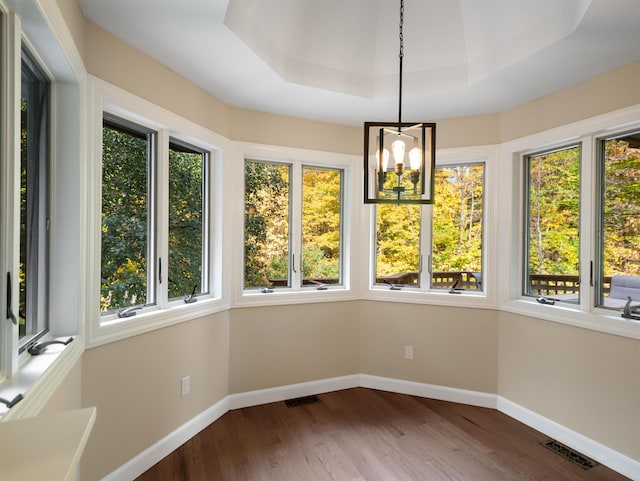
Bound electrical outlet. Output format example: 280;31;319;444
404;345;414;360
181;376;190;396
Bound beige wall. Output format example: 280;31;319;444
39;358;83;416
498;311;640;461
359;302;498;393
56;0;86;59
499;62;640;142
229;302;360;393
80;312;230;481
84;21;232;139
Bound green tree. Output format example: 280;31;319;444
433;165;483;273
603;138;640;276
527;147;580;276
302;168;341;281
376;204;421;279
101;125;149;311
168;145;204;299
244;161;289;287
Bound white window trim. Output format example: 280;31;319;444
499;103;640;341
86;77;230;348
232;142;359;308
362;144;499;311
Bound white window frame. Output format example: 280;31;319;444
363;145;499;310
233;143;356;308
500;105;640;341
521;142;582;305
87;77;228;347
167;137;211;301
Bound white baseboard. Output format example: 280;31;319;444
101;396;229;481
103;376;638;481
497;396;640;481
228;374;360;409
359;374;498;408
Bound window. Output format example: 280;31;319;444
168;140;209;300
524;145;581;304
301;166;343;286
507;114;640;337
374;160;485;293
101;118;155;312
432;163;484;291
375;204;421;287
243;159;344;291
597;131;640;309
1;3;84;415
100;113;212;319
19;47;50;351
244;160;290;288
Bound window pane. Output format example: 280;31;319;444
432;164;484;291
244;160;290;289
101;119;152;311
302;167;342;286
168;141;206;300
375;204;421;286
599;132;640;308
524;146;581;303
19;49;50;343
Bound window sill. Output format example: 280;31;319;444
362;286;496;310
234;287;357;308
502;298;640;341
89;297;230;348
0;335;83;421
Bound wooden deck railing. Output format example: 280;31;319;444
376;272;613;294
377;271;482;290
268;273;612;293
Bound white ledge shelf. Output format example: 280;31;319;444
0;407;96;481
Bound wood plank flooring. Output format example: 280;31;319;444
135;388;630;480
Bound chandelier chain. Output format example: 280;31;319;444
399;0;404;59
397;0;404;128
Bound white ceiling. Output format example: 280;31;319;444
79;0;640;126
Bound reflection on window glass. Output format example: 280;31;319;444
524;145;581;303
432;164;484;291
302;167;343;286
244;160;290;288
101;119;152;311
20;48;50;343
375;204;421;287
168;141;207;300
599;132;640;308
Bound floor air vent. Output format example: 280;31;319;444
542;439;599;469
284;395;319;408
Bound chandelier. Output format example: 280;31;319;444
364;0;436;204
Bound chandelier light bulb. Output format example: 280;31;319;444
409;147;421;170
376;148;390;171
392;138;405;165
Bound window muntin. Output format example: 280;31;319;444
432;163;484;291
168;140;208;300
301;166;343;286
597;131;640;309
523;145;581;304
375;204;421;287
101;118;155;313
19;47;50;350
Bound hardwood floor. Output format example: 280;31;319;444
136;388;630;480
